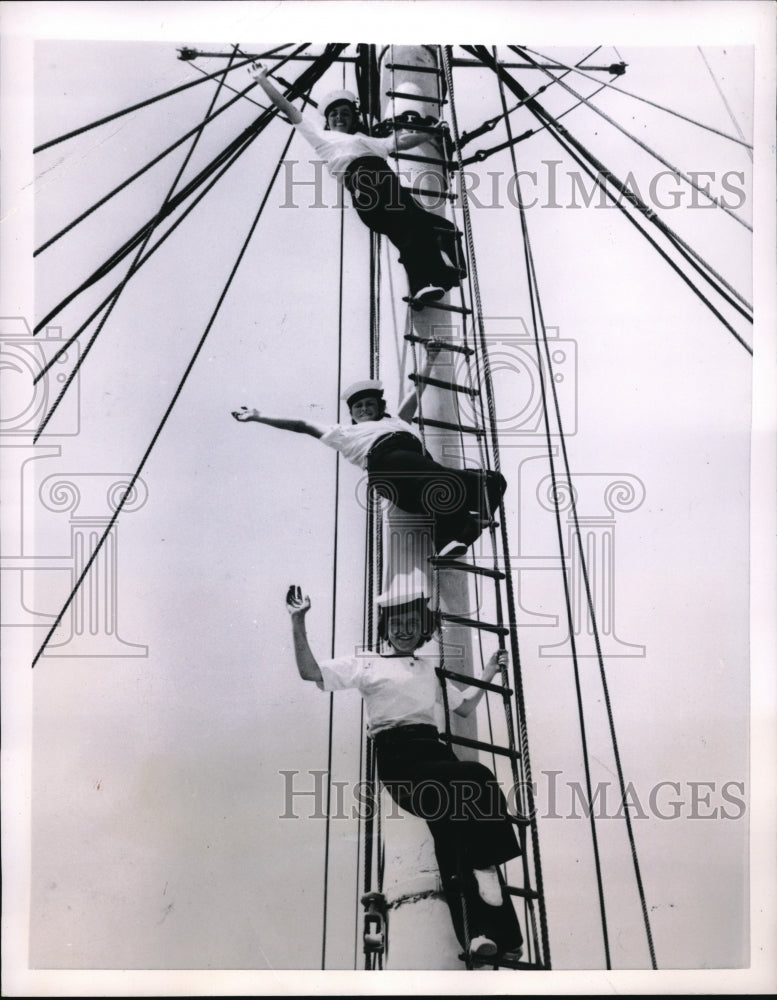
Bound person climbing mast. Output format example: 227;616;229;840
250;61;466;303
285;574;524;962
232;340;506;559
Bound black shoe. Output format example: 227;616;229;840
470;469;506;515
439;264;463;290
415;284;445;303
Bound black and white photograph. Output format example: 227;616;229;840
2;1;775;995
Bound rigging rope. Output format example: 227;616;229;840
360;58;386;961
32;44;292;154
33;99;290;387
530;105;753;353
490;51;613;966
531;217;661;972
320;174;349;971
31;116;298;667
186;60;283;114
34;68;328;390
33;49;349;446
34;45;243;443
457;45;603;149
35;83;248;257
466;46;753;352
34;45;307;258
461;81;614;167
441;44;550;968
697;47;753;163
492;44;659;970
33;63;329;437
521;45;754;153
475;45;754;316
33;112;272;332
33;45;348;336
511;46;752;232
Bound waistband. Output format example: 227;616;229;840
372;723;440;747
367;431;426;464
344;155;390;177
343;156;391;189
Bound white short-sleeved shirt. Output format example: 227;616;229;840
318;651;469;736
320;415;424;470
295;115;396;180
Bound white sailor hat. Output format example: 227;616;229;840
342;379;384;407
375;570;430;609
321;89;359;117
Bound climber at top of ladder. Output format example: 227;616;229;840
231;341;506;560
250;61;466;304
285;575;524;964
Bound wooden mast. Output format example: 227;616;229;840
374;43;478;970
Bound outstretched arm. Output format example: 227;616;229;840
286;585;323;683
232;406;325;439
249;62;303;125
453;649;508;718
397;341;441;423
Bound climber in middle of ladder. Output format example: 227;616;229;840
250;61;465;303
232;342;506;559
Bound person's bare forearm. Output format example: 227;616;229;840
453;650;506;717
250;64;302;124
253;414;320;435
290;613;323;683
398;347;439;422
231;407;324;438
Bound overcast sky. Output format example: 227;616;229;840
2;2;776;996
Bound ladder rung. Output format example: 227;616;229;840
391;152;456;169
440;612;508;635
386;90;445;104
436;666;512;697
505;884;540;901
409;372;478;396
409;186;457;202
385;62;443;75
442;732;522;760
405;333;474;356
431;224;463;236
404;296;471;315
414;416;483;436
430;557;505;580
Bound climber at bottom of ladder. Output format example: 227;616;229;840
232;342;506;559
286;576;524;963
